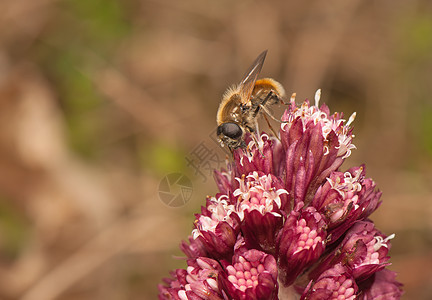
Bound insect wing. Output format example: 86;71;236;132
238;50;267;104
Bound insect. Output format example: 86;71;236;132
216;50;286;151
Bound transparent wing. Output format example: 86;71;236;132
238;50;267;104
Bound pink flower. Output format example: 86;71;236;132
159;257;223;300
159;92;402;299
301;263;358;300
280;91;356;208
305;220;399;298
311;166;382;243
234;172;288;215
337;221;394;280
233;172;288;253
219;249;278;300
359;268;403;299
190;195;241;260
277;204;327;286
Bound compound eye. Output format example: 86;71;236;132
217;123;243;139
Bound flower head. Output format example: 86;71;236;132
311;166;382;243
301;263;358;300
233;171;288;253
277;205;327;286
159;91;402;299
190;195;241;260
308;220;394;288
219;249;278;300
158;257;223;300
280;91;356;207
359;268;403;299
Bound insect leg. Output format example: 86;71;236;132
262;113;281;141
260;104;283;123
252;91;274;118
253;91;284;118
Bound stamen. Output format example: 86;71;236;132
314;89;321;107
290;92;296;104
374;234;395;251
347;112;356;127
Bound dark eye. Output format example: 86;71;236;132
217;123;243;139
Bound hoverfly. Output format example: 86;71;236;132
216;50;285;151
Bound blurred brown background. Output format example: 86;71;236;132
0;0;431;299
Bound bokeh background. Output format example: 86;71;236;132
0;0;431;299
